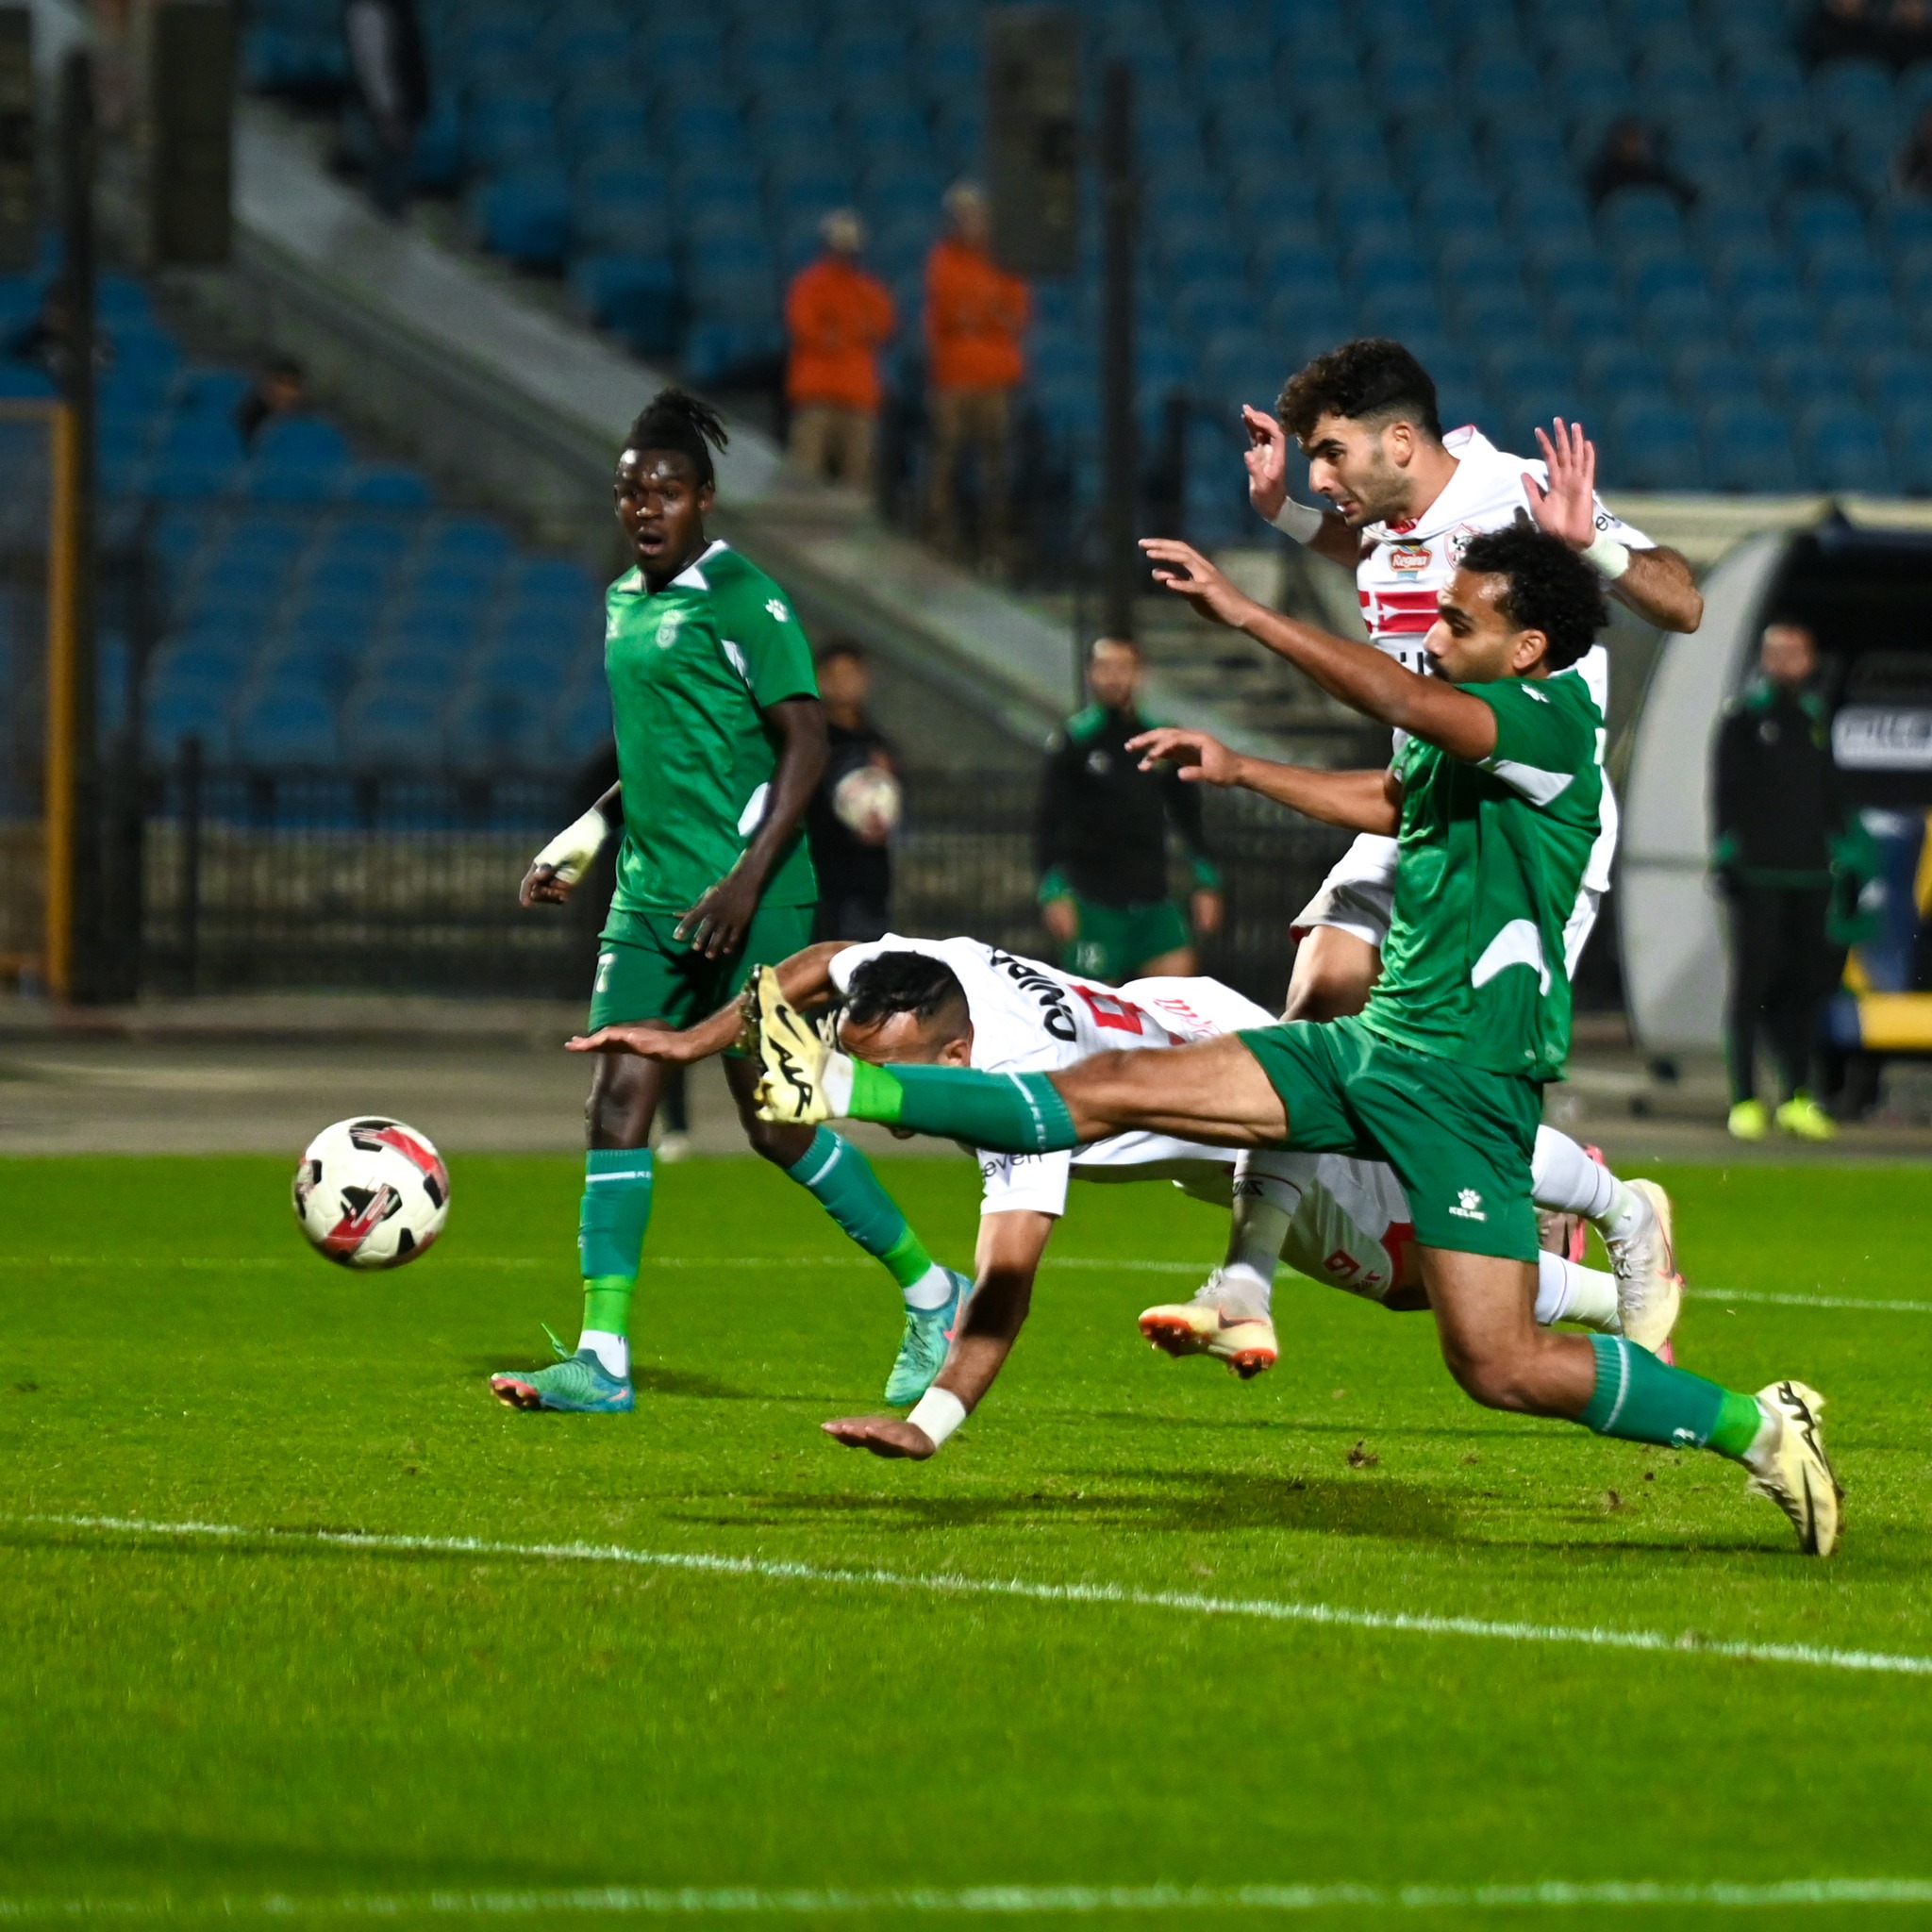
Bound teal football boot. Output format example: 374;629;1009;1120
491;1334;634;1414
882;1270;970;1406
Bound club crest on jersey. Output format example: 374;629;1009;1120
1445;524;1479;566
1388;542;1431;574
655;609;686;649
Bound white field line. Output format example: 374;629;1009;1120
2;1877;1932;1918
13;1514;1932;1682
7;1254;1932;1307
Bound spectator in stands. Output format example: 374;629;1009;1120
783;210;895;496
1713;620;1844;1143
807;641;899;942
1890;0;1932;67
2;286;109;385
1800;0;1884;64
343;0;429;221
235;357;308;449
1037;636;1223;985
1898;107;1932;192
924;180;1029;568
1584;118;1698;210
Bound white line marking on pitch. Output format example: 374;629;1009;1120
12;1514;1930;1682
1;1877;1931;1918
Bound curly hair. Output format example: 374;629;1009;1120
622;386;729;488
841;951;970;1036
1277;338;1442;442
1456;525;1608;672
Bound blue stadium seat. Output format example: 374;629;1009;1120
1889;404;1932;491
465;92;558;172
346;465;434;507
233;691;338;764
1671;344;1765;408
475;169;573;268
254;416;350;468
1607;396;1705;489
175;367;253;417
1863;351;1932;416
1797;403;1894;491
569;254;679;354
1701;399;1798;491
447;686;553;766
1824;295;1907;358
339;690;447;768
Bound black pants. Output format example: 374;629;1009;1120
1725;884;1838;1105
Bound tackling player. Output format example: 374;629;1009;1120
1243;339;1703;1023
490;389;967;1415
745;527;1841;1557
572;936;1656;1403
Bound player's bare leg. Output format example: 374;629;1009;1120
1281;924;1379;1022
1135;945;1197;976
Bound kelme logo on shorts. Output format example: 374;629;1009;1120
655;609;685;648
1448;1188;1487;1222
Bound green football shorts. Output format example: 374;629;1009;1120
590;903;815;1036
1237;1015;1543;1261
1060;895;1191;984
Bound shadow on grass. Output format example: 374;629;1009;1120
670;1467;1455;1541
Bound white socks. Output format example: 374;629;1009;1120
1217;1154;1306;1315
903;1262;957;1312
579;1328;629;1377
1530;1126;1620;1222
1534;1255;1620;1333
821;1052;855;1114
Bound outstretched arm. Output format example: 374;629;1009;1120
1139;540;1504;762
1523;419;1703;634
569;940;853;1061
822;1209;1055;1457
1128;726;1399;834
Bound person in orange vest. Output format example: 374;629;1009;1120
923;180;1029;564
784;208;896;494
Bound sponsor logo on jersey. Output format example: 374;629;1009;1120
986;949;1078;1041
1387;542;1432;575
1448;1189;1488;1221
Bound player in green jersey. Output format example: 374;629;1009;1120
491;389;968;1415
747;526;1843;1557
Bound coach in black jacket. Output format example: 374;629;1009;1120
1037;636;1223;984
1712;621;1844;1141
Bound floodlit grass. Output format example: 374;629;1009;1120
2;1154;1930;1930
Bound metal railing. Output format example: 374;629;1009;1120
138;752;1355;1007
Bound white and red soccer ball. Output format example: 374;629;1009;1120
292;1117;450;1268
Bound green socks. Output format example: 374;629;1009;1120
1580;1335;1767;1459
848;1060;1080;1154
577;1148;655;1364
784;1127;953;1309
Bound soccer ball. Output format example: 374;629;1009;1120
832;762;902;841
293;1117;451;1269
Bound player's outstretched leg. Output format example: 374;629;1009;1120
1531;1128;1681;1357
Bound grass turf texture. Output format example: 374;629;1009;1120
1;1155;1929;1931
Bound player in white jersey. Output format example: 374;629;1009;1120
569;935;1681;1441
1241;339;1705;1023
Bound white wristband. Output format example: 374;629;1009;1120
1271;497;1325;544
907;1386;967;1449
532;805;612;885
1581;533;1631;580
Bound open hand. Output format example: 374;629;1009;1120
822;1415;938;1458
1241;405;1290;521
520;862;573;908
1138;539;1258;630
676;867;760;959
1524;419;1599;551
566;1023;696;1060
1127;725;1243;786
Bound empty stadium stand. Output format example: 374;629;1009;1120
243;0;1932;530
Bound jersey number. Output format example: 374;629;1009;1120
1072;985;1146;1034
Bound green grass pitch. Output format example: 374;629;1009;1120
2;1153;1930;1930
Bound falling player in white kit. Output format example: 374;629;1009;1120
1242;338;1704;1023
569;936;1682;1445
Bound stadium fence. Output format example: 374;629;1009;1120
139;752;1355;1008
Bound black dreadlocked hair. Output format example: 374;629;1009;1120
841;951;971;1037
1457;525;1609;673
622;386;729;488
